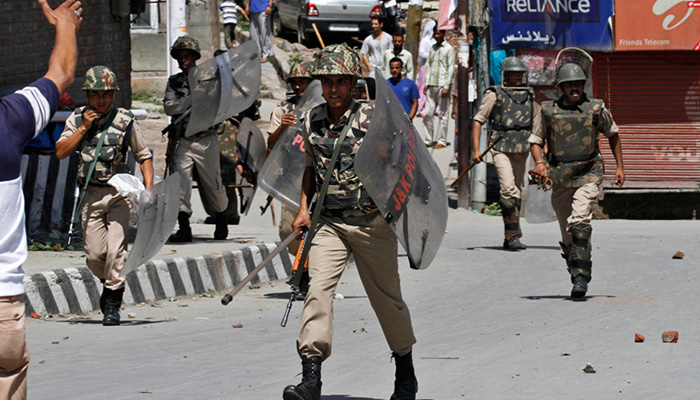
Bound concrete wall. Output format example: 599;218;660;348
131;0;220;97
0;1;132;108
131;32;168;72
131;0;220;70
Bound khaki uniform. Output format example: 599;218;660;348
297;101;416;360
475;86;541;240
164;72;228;216
268;98;302;255
0;295;28;400
198;118;240;221
530;94;618;280
58;109;152;290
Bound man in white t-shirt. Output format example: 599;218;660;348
0;1;81;398
360;16;392;79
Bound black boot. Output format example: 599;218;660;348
503;236;527;251
213;212;228;240
170;212;193;243
500;198;526;251
99;281;108;314
283;356;322;400
571;274;588;299
391;351;418;400
102;287;124;326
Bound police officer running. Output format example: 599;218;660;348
56;66;154;325
283;43;418;400
529;63;624;298
164;36;230;242
472;57;538;250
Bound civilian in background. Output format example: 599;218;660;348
387;57;419;121
220;0;249;49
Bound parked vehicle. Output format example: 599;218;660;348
272;0;382;46
380;0;400;34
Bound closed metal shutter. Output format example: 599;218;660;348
592;51;700;189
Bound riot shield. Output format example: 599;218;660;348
355;71;448;270
121;172;182;276
524;182;557;224
236;117;267;215
258;80;325;209
186;40;261;137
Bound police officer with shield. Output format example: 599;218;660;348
529;63;624;298
283;44;418;400
267;61;314;298
164;36;230;242
56;66;154;325
269;64;313;242
472;56;540;251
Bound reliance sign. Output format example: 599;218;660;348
490;0;613;51
503;0;600;22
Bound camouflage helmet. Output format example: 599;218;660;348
81;66;119;91
170;36;201;60
287;61;313;81
311;43;362;78
557;63;587;86
502;57;527;72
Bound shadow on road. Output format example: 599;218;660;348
54;319;177;326
325;396;435;400
263;292;367;300
464;245;561;251
521;295;617;302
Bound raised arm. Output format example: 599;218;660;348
40;0;82;95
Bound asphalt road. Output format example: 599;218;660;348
25;211;700;399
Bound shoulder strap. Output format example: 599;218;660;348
292;102;362;285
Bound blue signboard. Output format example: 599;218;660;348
490;0;614;51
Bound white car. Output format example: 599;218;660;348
272;0;382;46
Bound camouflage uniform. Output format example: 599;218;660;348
297;100;416;361
284;43;417;400
474;84;541;243
164;59;228;218
530;93;618;282
57;66;152;293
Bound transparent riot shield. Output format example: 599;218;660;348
186;40;261;137
355;71;448;270
258;80;325;209
524;182;557;224
236;117;267;215
121;172;182;276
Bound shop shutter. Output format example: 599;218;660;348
593;51;700;189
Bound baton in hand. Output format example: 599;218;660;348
450;136;503;188
221;227;301;306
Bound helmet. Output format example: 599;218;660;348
287;61;313;81
556;63;587;86
81;66;119;91
170;36;201;60
311;43;363;79
501;57;527;72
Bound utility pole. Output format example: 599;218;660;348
167;0;188;78
404;0;424;74
456;0;471;208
